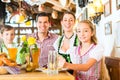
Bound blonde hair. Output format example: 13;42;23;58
76;20;97;45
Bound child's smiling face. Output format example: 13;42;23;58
2;29;15;44
76;23;93;43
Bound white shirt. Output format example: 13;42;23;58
53;33;77;54
69;44;104;64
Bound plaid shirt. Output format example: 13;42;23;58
28;32;58;67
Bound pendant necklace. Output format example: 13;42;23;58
64;33;74;40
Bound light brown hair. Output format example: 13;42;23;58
76;20;97;45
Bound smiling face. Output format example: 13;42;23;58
76;22;93;44
2;29;15;44
61;13;75;32
36;16;50;34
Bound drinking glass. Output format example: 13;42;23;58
7;44;18;62
31;48;40;69
48;50;58;75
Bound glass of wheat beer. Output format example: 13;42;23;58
48;50;58;75
7;44;18;62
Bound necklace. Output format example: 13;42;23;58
78;44;95;64
64;34;74;40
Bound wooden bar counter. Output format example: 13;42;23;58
0;71;75;80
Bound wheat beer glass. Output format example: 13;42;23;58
48;50;58;75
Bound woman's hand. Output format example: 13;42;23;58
57;55;66;69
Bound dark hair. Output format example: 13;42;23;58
36;12;50;22
1;25;14;34
61;11;76;21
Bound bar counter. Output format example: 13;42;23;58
0;71;75;80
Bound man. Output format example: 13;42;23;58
29;12;58;67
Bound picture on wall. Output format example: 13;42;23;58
104;0;111;17
116;21;120;47
105;21;112;35
116;0;120;9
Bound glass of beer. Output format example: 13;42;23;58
31;48;40;69
7;45;18;62
48;50;58;75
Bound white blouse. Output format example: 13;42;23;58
53;33;77;54
69;44;104;64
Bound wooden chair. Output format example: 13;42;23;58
105;57;120;80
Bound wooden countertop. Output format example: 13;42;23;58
0;71;75;80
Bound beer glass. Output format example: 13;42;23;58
7;44;18;62
31;48;40;69
48;50;58;75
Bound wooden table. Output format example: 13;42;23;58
0;71;75;80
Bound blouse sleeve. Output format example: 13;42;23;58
89;44;104;62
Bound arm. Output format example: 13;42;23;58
64;44;104;71
64;58;97;71
58;44;103;71
73;70;77;77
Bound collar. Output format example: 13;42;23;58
34;32;52;40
